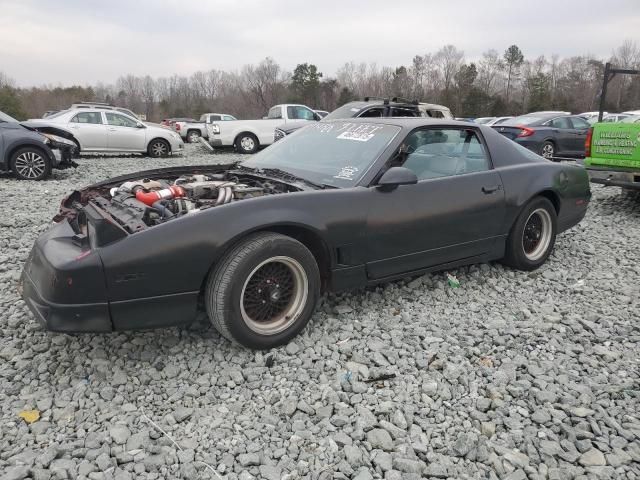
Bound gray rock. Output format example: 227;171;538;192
237;452;260;467
110;425;131;445
579;448;606;466
367;429;394;451
4;466;30;480
344;445;363;467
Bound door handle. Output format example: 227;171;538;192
482;185;501;194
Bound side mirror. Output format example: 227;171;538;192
136;122;145;128
313;113;321;121
377;167;418;190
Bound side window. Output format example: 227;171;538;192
209;115;222;121
569;116;590;130
550;117;571;129
358;108;385;118
222;115;236;121
400;128;490;180
268;107;282;119
427;110;445;118
71;112;103;124
105;113;137;128
287;106;315;120
390;107;419;117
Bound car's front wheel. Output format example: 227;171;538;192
502;196;557;270
205;232;320;349
10;147;52;180
147;139;170;157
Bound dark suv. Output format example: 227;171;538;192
274;98;452;141
0;110;77;180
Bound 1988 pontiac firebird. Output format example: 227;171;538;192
20;118;591;349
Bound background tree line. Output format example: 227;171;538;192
1;41;639;122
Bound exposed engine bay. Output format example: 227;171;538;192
62;170;301;235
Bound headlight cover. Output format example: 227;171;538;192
41;133;76;147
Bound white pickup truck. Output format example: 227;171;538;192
206;104;320;153
174;113;237;143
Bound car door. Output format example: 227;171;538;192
568;116;590;155
67;112;107;150
105;112;146;151
545;116;573;155
365;127;506;279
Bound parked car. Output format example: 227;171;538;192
21;118;590;349
584;114;640;189
600;113;631;123
622;110;640;115
578;111;606;122
274;99;452;141
42;110;59;118
174;113;237;143
314;110;329;118
493;113;591;159
0;110;77;180
27;108;184;157
206;104;320;153
474;116;513;126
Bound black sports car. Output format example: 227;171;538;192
20;119;591;349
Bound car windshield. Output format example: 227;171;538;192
241;122;401;187
0;111;19;123
322;103;369;121
44;110;70;120
621;115;640;124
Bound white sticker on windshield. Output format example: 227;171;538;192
337;131;375;142
350;108;360;112
334;166;359;180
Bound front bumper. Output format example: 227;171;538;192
208;138;223;147
586;166;640;190
19;220;113;333
20;269;112;332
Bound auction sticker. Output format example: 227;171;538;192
334;166;359;180
337;131;375;142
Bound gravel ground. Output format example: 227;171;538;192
1;145;639;480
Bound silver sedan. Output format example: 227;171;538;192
28;109;184;156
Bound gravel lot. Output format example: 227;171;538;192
1;145;639;480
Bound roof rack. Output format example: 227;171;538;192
363;97;390;105
391;97;419;105
74;101;112;106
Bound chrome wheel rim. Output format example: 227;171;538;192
240;137;255;151
541;143;554;159
15;151;46;179
188;132;199;143
523;208;553;261
151;141;168;156
240;256;308;335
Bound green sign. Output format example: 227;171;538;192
585;122;640;168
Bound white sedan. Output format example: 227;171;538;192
28;109;184;157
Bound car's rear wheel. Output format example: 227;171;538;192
235;133;259;154
148;139;170;157
205;232;320;349
10;147;51;180
502;196;557;271
187;130;200;143
540;141;555;160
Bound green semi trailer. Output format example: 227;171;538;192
584;117;640;190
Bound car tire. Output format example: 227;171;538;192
147;138;170;157
10;147;52;180
235;133;259;154
205;232;320;349
540;141;555;160
187;130;200;143
502;196;557;271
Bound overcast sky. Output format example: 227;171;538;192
0;0;637;87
